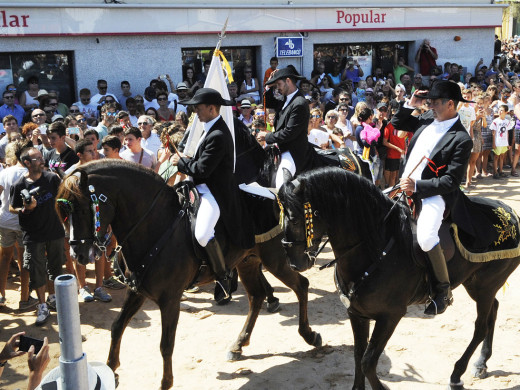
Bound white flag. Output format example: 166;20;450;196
184;54;236;170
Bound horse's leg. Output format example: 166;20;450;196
107;290;146;374
158;295;181;390
261;246;321;347
259;266;280;313
472;298;499;379
349;313;369;390
449;286;495;390
361;315;401;390
227;259;266;361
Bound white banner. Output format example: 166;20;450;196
0;6;504;37
184;53;236;170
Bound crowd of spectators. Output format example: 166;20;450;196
1;35;520;386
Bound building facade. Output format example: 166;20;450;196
0;1;505;105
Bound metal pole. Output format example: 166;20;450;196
55;274;89;390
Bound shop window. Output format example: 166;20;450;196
181;47;257;88
0;51;75;106
313;42;409;81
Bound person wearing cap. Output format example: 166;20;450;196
171;88;254;303
392;80;473;316
238;99;254;127
258;67;318;188
169;83;188;114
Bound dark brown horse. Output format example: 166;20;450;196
56;159;322;389
278;167;520;390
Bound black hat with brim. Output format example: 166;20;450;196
265;67;305;85
418;80;473;103
181;88;233;106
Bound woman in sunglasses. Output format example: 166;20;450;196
19;76;41;111
156;91;175;122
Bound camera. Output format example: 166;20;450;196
21;187;40;204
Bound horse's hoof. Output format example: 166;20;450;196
266;298;281;313
472;366;488;379
449;380;464;390
312;332;322;347
227;350;242;361
160;379;173;389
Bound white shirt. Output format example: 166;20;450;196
120;147;157;169
141;132;162;155
90;93;119;105
403;114;459;182
0;165;27;230
144;99;160;110
74;101;98;119
282;89;299;110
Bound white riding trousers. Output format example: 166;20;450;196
416;195;445;252
194;184;220;247
275;151;297;189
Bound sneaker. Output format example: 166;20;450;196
79;286;94;302
35;303;50;326
102;276;126;290
0;296;6;306
493;173;502;180
46;294;57;311
94;287;112;302
19;296;39;311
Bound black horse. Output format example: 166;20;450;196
277;167;520;390
56;159;322;389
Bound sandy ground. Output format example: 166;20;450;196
2;175;520;390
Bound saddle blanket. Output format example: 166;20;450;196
452;196;520;262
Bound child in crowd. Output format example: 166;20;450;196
491;105;514;179
355;80;367;102
457;89;476;134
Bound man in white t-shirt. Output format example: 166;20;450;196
169;82;188;114
74;88;99;119
121;127;157;170
90;79;119;106
138;115;162;155
0;141;34;310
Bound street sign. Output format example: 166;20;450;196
276;37;303;58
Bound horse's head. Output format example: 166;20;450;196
56;168;114;265
277;171;326;272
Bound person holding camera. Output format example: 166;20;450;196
341;57;364;83
415;39;438;77
9;146;65;326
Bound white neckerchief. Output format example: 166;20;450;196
195;115;221;154
282;88;299;110
403;114;459;182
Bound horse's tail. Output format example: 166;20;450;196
258;145;281;187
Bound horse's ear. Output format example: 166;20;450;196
282;168;293;184
76;169;88;191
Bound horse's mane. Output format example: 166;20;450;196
258;145;280;187
280;167;410;260
56;159;175;221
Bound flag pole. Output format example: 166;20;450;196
215;17;229;54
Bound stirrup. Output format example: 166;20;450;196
215;280;230;300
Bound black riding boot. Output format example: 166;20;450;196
424;244;453;315
205;238;231;305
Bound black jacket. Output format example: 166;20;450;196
391;103;475;235
177;116;255;249
264;88;316;174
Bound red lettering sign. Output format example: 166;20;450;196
1;10;30;28
336;10;386;26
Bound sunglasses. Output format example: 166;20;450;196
339;98;349;101
8;88;16;91
3;95;14;99
327;116;338;120
32;113;45;118
255;111;265;116
44;110;53;114
135;99;144;103
106;112;117;116
49;102;58;106
69;109;79;113
339;109;348;112
78;118;87;123
99;86;108;89
137;122;149;126
310;115;321;119
105;100;115;104
157;97;168;101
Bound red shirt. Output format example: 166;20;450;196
384;123;406;159
419;46;438;76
